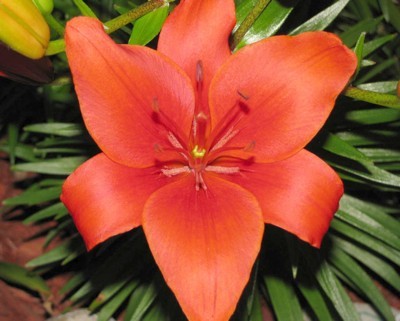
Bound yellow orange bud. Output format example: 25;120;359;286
0;0;50;59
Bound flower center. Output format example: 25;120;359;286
154;60;253;191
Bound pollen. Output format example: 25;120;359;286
191;145;206;158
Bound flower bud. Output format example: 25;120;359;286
32;0;54;14
0;0;50;59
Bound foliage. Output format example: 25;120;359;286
0;0;399;320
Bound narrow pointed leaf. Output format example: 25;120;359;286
333;236;400;291
12;156;87;175
290;0;350;34
235;0;299;49
0;261;50;294
125;280;158;321
129;5;169;45
315;260;360;321
26;237;84;267
328;245;395;321
3;186;62;206
97;280;138;321
330;219;400;266
23;123;85;137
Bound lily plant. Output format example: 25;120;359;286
61;1;357;320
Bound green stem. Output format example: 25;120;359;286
45;39;65;56
43;12;65;36
344;86;400;109
230;0;272;50
104;0;168;34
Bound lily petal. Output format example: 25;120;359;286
158;0;235;110
65;17;195;168
61;153;173;250
143;174;263;321
221;150;343;247
209;32;357;163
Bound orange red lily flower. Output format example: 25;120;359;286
61;1;357;320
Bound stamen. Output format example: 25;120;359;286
161;166;191;177
168;131;184;150
195;171;207;191
210;127;239;152
205;165;240;174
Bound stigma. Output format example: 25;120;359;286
191;145;206;158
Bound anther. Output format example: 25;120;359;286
205;166;240;174
237;89;250;100
154;144;163;153
196;60;204;85
152;97;160;112
161;166;191;177
243;141;256;152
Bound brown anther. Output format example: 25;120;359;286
237;89;250;100
154;143;163;153
196;60;204;84
243;141;256;152
152;97;160;112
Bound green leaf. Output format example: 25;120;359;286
378;0;400;32
7;123;19;165
330;155;400;189
330;219;400;266
336;205;400;250
328;245;395;321
359;147;400;162
70;234;151;303
3;186;62;206
362;34;397;58
129;5;169;45
357;81;398;93
90;277;137;311
235;0;298;49
263;274;303;321
345;108;400;125
124;280;158;321
333;236;400;291
23;123;85;137
60;271;87;294
26;237;84;267
347;0;374;19
290;0;350;34
313;259;360;321
296;270;333;321
72;0;98;17
321;133;371;163
23;202;68;224
356;57;397;85
12;156;87;175
97;280;138;321
247;291;263;321
353;32;366;77
0;261;50;294
340;17;383;47
0;143;37;162
342;194;400;237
